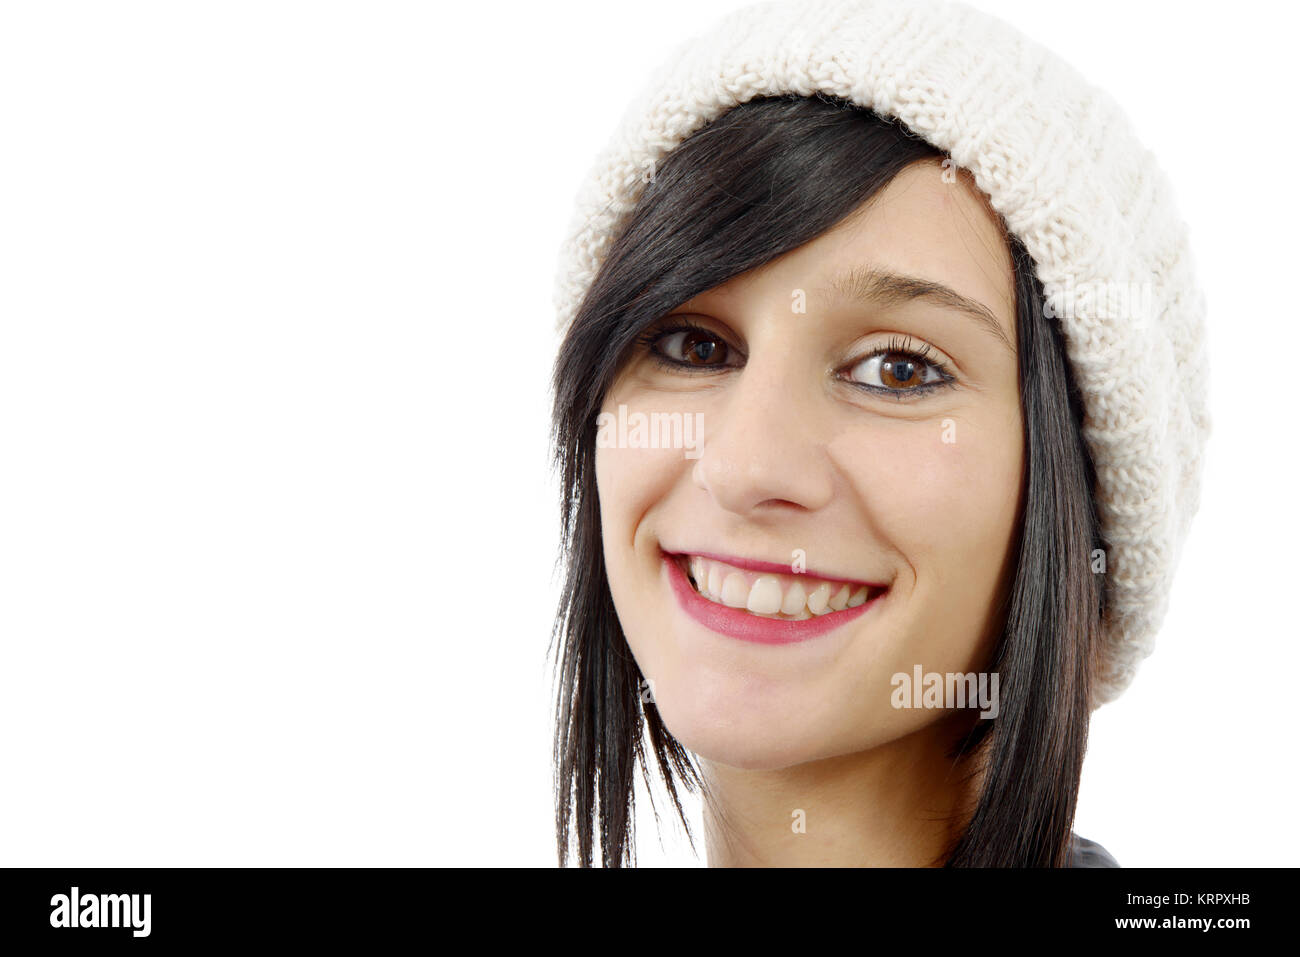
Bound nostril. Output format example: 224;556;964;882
755;498;810;513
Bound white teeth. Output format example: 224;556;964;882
746;576;784;615
720;572;750;608
806;582;831;615
682;555;878;620
780;581;806;615
828;584;851;611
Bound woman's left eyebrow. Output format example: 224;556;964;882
819;265;1014;356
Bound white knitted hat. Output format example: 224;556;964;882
552;0;1210;707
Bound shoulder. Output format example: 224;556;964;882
1068;832;1120;868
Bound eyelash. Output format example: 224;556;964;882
634;319;734;370
634;322;956;401
846;334;956;401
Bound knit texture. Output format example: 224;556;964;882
551;0;1210;707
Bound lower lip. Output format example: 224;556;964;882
663;553;883;645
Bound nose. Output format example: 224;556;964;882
691;354;835;516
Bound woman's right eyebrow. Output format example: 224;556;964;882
820;265;1014;357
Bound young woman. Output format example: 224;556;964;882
548;0;1208;867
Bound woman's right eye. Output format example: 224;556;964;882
645;325;733;368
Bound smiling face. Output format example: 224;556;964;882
595;158;1024;771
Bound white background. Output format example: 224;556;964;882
0;0;1293;866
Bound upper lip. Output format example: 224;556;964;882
662;547;888;589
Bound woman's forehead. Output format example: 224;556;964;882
824;162;1016;331
678;160;1017;338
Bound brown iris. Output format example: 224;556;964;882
673;330;727;366
878;352;921;388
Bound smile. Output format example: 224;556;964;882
662;550;887;644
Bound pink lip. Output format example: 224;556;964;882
662;552;885;645
665;549;887;589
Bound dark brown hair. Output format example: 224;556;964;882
550;93;1105;867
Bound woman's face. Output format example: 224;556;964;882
595;158;1023;771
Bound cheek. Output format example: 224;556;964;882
595;436;691;551
594;419;695;629
830;412;1023;655
855;415;1021;551
594;418;703;715
594;443;647;606
594;385;709;553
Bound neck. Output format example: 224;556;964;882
700;715;982;867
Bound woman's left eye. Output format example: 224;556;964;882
844;349;950;393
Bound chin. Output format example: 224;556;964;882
651;670;943;773
650;680;843;772
666;724;817;772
